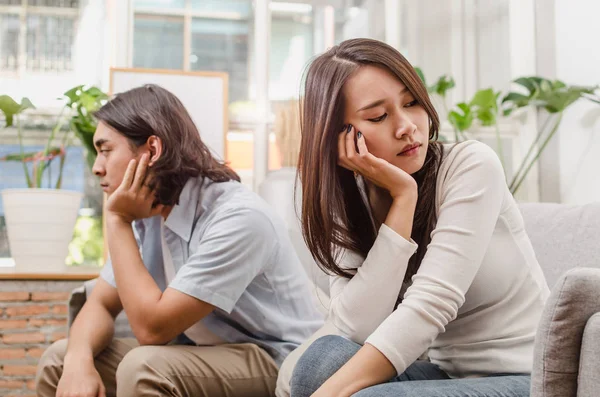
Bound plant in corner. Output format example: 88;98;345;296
502;77;600;194
0;86;108;271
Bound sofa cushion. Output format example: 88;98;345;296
578;312;600;397
519;203;600;289
530;268;600;397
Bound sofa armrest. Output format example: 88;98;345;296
67;278;98;327
67;278;134;339
531;267;600;397
578;312;600;397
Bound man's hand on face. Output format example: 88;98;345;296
105;153;164;224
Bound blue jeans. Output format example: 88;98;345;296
290;335;530;397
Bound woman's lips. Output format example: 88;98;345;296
398;144;421;156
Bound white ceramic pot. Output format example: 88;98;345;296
1;188;83;272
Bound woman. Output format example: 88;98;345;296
287;38;549;397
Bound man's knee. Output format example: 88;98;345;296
36;339;69;396
115;345;171;396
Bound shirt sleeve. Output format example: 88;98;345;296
100;220;144;288
364;142;507;374
168;207;277;314
328;226;418;343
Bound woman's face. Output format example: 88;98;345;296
342;65;430;175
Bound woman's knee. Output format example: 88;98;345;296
290;335;360;397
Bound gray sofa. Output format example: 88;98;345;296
519;203;600;397
69;195;600;397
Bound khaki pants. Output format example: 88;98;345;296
36;338;278;397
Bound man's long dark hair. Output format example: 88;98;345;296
94;84;239;206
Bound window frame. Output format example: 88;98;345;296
0;0;79;77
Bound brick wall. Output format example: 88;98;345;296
0;280;83;397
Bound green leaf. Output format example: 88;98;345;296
448;102;474;132
414;67;427;86
470;88;498;109
501;92;530;106
63;85;84;105
430;75;456;98
85;86;108;100
469;88;500;126
477;108;496;126
0;95;36;127
79;92;98;112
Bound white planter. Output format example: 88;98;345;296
1;188;83;272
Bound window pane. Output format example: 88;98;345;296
28;0;79;7
134;0;184;10
191;0;252;17
26;15;76;72
0;14;20;71
133;15;184;70
269;2;314;171
270;15;313;100
190;16;250;103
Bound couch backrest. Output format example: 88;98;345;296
259;171;600;294
519;202;600;289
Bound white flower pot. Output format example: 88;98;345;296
1;188;83;272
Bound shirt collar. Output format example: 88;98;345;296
163;177;207;242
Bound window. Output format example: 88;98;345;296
0;0;79;74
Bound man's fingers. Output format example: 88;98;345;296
120;159;137;190
131;154;149;191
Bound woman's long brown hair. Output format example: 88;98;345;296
94;84;239;207
298;38;444;286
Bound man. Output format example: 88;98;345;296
36;85;323;397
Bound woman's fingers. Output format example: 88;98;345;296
345;125;358;164
338;125;353;170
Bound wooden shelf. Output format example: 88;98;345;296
0;266;100;281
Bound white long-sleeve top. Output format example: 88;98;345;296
329;140;550;378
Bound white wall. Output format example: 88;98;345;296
554;0;600;204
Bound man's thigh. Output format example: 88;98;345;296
117;343;279;397
36;338;138;397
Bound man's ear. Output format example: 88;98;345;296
147;136;163;167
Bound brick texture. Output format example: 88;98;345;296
0;279;81;396
31;292;71;301
5;305;50;317
0;348;27;360
0;292;30;301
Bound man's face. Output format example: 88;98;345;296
92;122;141;195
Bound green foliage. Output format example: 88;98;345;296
0;85;109;188
415;67;600;195
430;75;456;98
0;96;35;127
66;215;104;267
64;86;109;170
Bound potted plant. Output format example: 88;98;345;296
0;86;108;271
415;68;600;195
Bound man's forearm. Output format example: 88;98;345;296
106;216;164;341
63;301;116;369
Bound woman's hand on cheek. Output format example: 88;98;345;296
338;124;417;199
106;153;164;224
